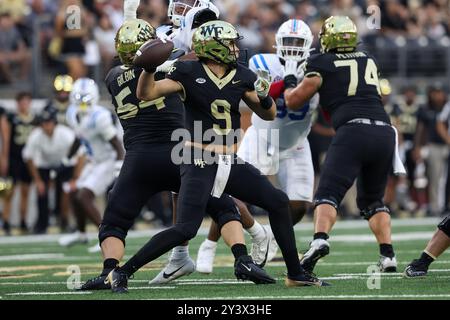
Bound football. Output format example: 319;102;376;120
133;38;174;71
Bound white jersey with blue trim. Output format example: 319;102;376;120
66;104;118;163
249;53;319;151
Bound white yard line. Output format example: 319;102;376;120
0;253;65;261
6;291;92;296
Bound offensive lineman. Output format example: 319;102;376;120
284;16;404;274
195;19;319;273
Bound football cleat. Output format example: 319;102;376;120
250;225;272;267
234;255;276;284
378;255;397;273
404;259;428;278
107;268;128;293
58;231;88;247
196;240;217;274
78;275;110;291
285;270;330;287
149;257;195;285
300;239;330;273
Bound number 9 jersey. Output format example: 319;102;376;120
248;53;319;152
304;51;390;129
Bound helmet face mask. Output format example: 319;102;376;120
168;0;207;27
70;78;99;113
275;19;313;63
319;16;358;53
115;19;156;66
193;20;242;66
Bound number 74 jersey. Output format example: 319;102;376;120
304;51;390;130
249;53;319;152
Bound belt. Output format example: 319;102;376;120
347;118;390;126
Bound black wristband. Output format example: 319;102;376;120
284;74;298;89
259;95;273;110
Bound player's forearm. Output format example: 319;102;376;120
137;71;159;101
255;98;276;120
436;121;450;145
110;136;125;160
26;159;42;183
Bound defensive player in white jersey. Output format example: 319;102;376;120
195;19;318;273
59;78;124;251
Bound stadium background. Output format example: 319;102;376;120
0;0;449;233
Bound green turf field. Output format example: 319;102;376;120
0;218;449;300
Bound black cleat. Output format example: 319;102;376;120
234;255;276;284
78;275;111;291
285;270;330;287
107;268;129;293
300;239;330;273
404;259;428;278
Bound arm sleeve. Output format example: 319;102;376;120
166;61;188;100
304;55;324;79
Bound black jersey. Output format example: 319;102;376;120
105;65;185;150
166;60;256;145
305;51;390;129
7;112;35;159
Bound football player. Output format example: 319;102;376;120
284;16;404;274
134;20;327;291
81;18;274;292
404;215;450;277
195;19;318;273
3;92;35;235
58;78;125;252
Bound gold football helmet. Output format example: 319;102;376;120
115;19;156;66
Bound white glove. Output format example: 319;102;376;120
254;69;273;99
114;160;123;178
297;61;306;79
283;59;298;77
124;0;140;21
156;59;177;73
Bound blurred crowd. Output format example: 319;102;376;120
0;0;449;83
0;0;450;235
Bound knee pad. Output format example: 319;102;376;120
313;197;339;211
98;223;128;246
211;205;242;231
438;215;450;238
360;201;390;220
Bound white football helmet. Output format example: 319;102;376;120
69;78;99;112
168;0;213;27
275;19;314;63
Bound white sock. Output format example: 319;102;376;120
170;245;189;261
246;220;265;242
124;0;140;21
203;239;218;248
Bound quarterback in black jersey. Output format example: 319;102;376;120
82;18;274;293
285;16;400;274
137;20;326;287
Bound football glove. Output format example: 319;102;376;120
254;69;273;99
156;59;177;73
283;59;298;77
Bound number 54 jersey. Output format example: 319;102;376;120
248;53;319;152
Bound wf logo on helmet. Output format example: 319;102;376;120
200;25;224;38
